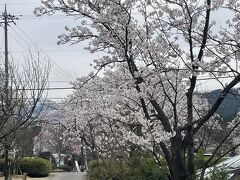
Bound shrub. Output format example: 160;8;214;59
129;152;168;180
0;157;51;177
194;150;209;170
0;159;5;172
89;152;168;180
19;157;52;177
194;149;224;170
58;165;73;172
205;166;228;180
89;159;128;180
38;151;57;170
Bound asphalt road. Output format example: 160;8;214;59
49;172;88;180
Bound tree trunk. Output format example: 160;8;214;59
186;126;195;180
169;134;187;180
4;144;9;180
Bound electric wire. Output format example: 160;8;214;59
6;24;75;81
0;49;86;53
8;31;31;53
14;24;75;81
0;3;39;6
0;25;75;100
1;5;240;101
2;31;240;86
9;26;33;49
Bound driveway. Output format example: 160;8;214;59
0;172;89;180
49;172;88;180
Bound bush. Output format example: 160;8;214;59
89;159;128;180
0;159;5;172
58;165;73;172
19;157;52;177
129;152;168;180
38;151;57;170
0;157;51;177
89;152;168;180
194;150;209;170
194;149;223;170
205;166;228;180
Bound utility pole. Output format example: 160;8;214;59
4;5;9;92
0;5;18;180
1;5;18;91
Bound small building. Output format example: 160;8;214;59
202;155;240;179
52;153;66;167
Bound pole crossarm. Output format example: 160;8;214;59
0;4;19;92
0;4;19;23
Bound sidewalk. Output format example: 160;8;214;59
0;171;88;180
0;176;51;180
50;172;88;180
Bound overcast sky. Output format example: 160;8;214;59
0;1;238;101
0;0;96;100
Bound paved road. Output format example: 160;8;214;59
49;172;88;180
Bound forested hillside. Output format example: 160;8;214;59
204;89;240;121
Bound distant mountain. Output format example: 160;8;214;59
32;99;61;124
33;99;58;116
202;88;240;121
35;92;240;122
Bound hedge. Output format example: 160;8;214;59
20;157;52;177
0;157;52;177
89;155;169;180
58;165;73;172
38;151;57;170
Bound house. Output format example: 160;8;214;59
202;155;240;179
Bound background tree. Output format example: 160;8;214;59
0;54;50;180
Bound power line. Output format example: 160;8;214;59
4;35;236;76
9;26;32;49
22;80;72;83
16;87;74;91
10;97;65;100
5;27;74;83
14;76;237;82
1;49;85;53
19;16;74;20
197;75;236;81
20;15;70;17
14;24;76;81
0;3;39;6
8;31;30;52
5;24;76;81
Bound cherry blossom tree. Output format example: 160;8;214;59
55;65;220;176
36;0;240;179
47;65;240;179
59;75;132;160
